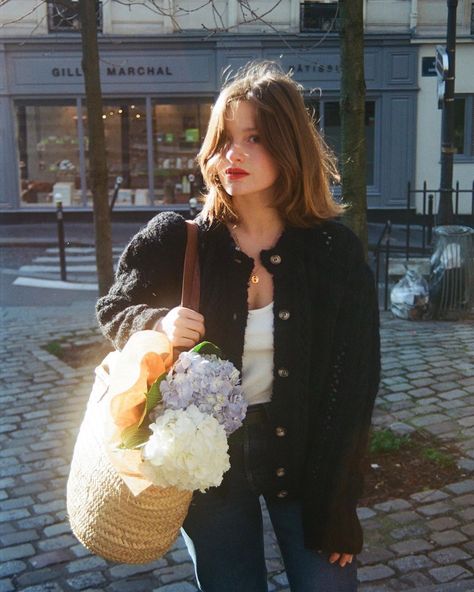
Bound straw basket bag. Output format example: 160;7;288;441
67;221;200;564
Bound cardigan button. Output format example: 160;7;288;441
275;426;287;437
277;367;289;378
276;467;286;477
278;310;290;321
270;254;282;265
277;490;288;498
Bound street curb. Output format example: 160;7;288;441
0;238;93;248
404;580;474;592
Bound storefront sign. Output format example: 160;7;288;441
289;62;340;74
267;53;341;83
106;65;173;77
11;54;212;90
51;65;174;78
52;67;83;78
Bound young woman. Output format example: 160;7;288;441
96;62;381;592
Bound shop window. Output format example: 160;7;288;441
153;101;212;204
309;100;376;187
47;0;103;33
454;96;474;159
82;100;148;206
300;1;340;33
16;102;82;207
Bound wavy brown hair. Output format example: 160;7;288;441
198;61;345;226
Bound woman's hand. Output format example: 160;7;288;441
154;307;205;349
329;552;354;567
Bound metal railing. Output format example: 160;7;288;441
405;180;474;257
373;221;392;311
373;180;474;311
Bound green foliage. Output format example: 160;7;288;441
139;374;165;426
119;424;152;449
45;341;64;358
120;373;165;449
422;447;455;467
369;429;410;454
191;341;222;358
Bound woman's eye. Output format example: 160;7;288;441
248;135;260;144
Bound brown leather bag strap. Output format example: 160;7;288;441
180;220;200;312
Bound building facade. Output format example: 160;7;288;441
0;0;473;212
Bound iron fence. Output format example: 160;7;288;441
372;181;474;310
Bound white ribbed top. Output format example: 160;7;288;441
241;302;274;405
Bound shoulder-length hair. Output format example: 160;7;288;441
198;61;345;226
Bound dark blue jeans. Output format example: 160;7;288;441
182;406;358;592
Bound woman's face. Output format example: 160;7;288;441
215;101;279;203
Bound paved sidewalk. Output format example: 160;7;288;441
1;304;474;592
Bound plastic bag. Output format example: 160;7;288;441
390;268;429;320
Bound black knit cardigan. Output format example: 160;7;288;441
96;211;381;555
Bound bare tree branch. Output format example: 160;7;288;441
0;0;44;28
237;0;285;25
112;0;172;18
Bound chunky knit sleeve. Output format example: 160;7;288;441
303;228;381;555
96;212;187;350
322;259;380;554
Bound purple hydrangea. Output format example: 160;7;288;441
160;351;247;434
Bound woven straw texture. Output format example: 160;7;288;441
67;401;192;564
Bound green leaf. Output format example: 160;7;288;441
119;424;152;449
191;341;222;358
139;374;165;426
146;376;164;412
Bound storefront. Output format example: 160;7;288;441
0;36;417;211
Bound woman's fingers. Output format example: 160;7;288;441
339;553;353;567
173;336;200;349
329;552;353;567
175;311;205;338
156;307;205;347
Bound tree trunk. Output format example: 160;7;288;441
78;0;114;295
339;0;369;260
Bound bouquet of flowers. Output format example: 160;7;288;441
115;340;247;493
67;330;247;564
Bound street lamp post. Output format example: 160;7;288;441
438;0;458;225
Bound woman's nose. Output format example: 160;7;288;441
225;143;244;163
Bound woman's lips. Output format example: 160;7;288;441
225;168;249;180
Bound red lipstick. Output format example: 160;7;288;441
225;167;249;180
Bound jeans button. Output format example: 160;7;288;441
275;426;287;437
276;467;286;477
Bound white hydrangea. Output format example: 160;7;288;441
141;405;230;493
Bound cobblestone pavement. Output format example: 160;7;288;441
1;304;474;592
